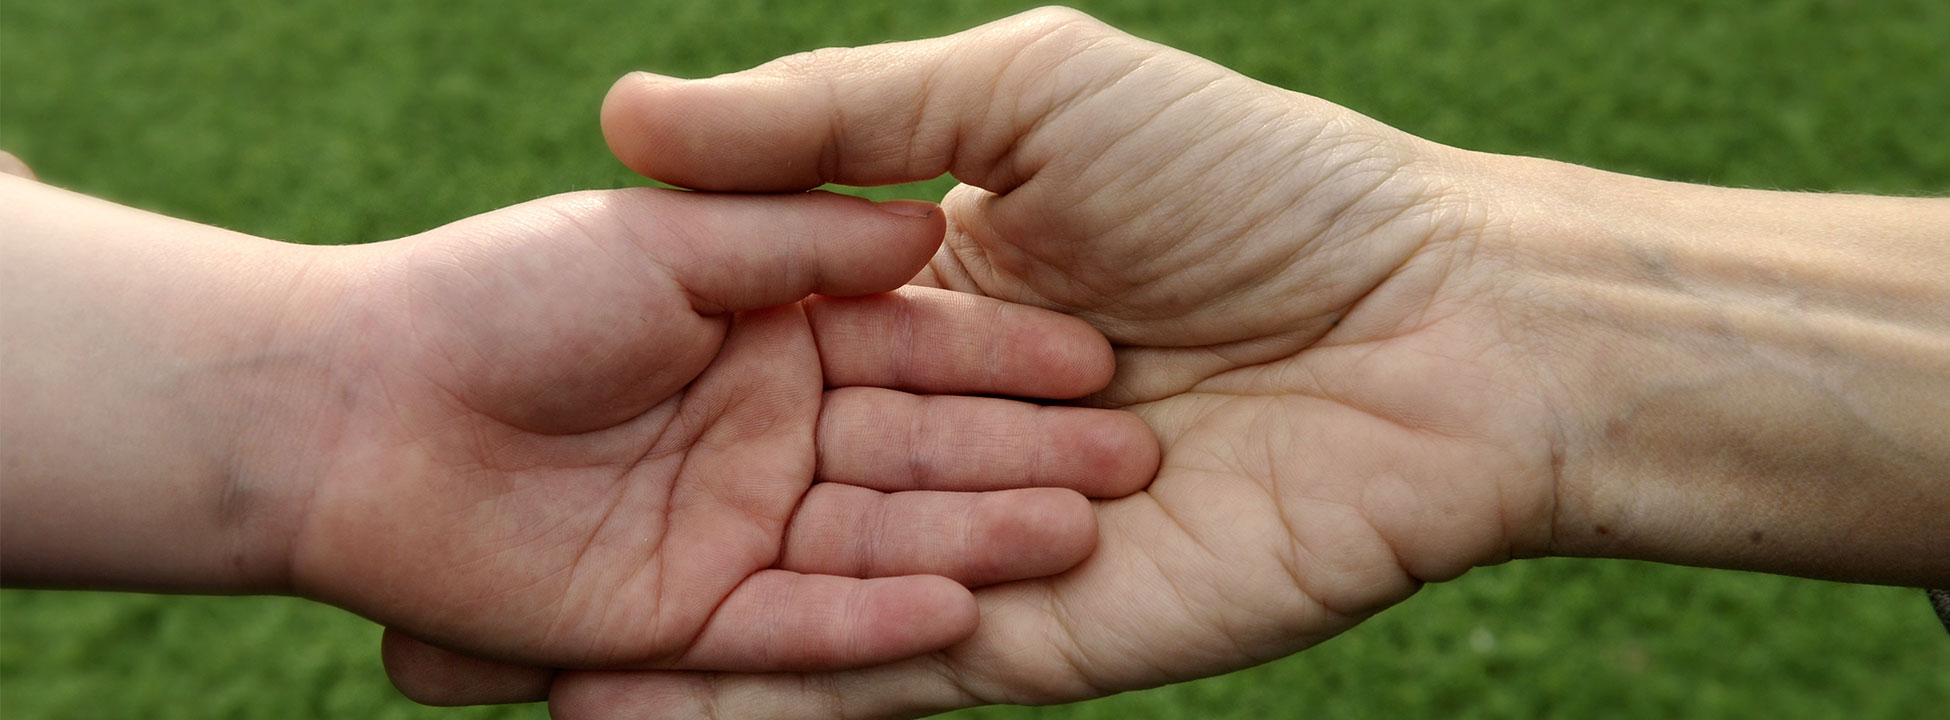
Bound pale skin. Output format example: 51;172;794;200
386;6;1950;716
0;168;1166;697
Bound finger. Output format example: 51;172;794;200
376;484;1102;704
673;570;977;671
806;285;1112;398
779;484;1095;586
601;7;1126;193
817;387;1158;496
380;629;553;706
546;502;1178;719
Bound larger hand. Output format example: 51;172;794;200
392;7;1557;713
400;5;1950;716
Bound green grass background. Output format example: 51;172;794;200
4;0;1948;717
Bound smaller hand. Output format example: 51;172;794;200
277;188;1157;680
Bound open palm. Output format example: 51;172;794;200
275;186;1158;687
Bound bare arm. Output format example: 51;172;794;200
1481;157;1950;585
0;174;332;592
1;169;1161;675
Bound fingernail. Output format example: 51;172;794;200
876;199;937;218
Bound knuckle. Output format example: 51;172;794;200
998;6;1117;61
1014;6;1109;36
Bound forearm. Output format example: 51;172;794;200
0;176;339;593
1485;155;1950;586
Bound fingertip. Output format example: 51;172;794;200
649;190;943;314
797;192;945;299
602;71;834;192
602;71;737;184
601;73;662;177
973;488;1099;581
1012;307;1117;398
1075;410;1162;497
869;574;980;649
1070;315;1119;393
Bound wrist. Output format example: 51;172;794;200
1477;154;1950;585
191;242;363;594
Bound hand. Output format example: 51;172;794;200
304;188;1165;672
391;7;1558;713
1;179;1159;697
393;6;1950;715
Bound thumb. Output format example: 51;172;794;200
600;7;1132;194
395;188;942;435
634;189;945;314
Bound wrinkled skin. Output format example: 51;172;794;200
391;8;1567;717
272;187;1161;702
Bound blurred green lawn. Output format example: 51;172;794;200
3;0;1947;717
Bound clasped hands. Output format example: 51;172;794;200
9;6;1939;720
375;7;1558;712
